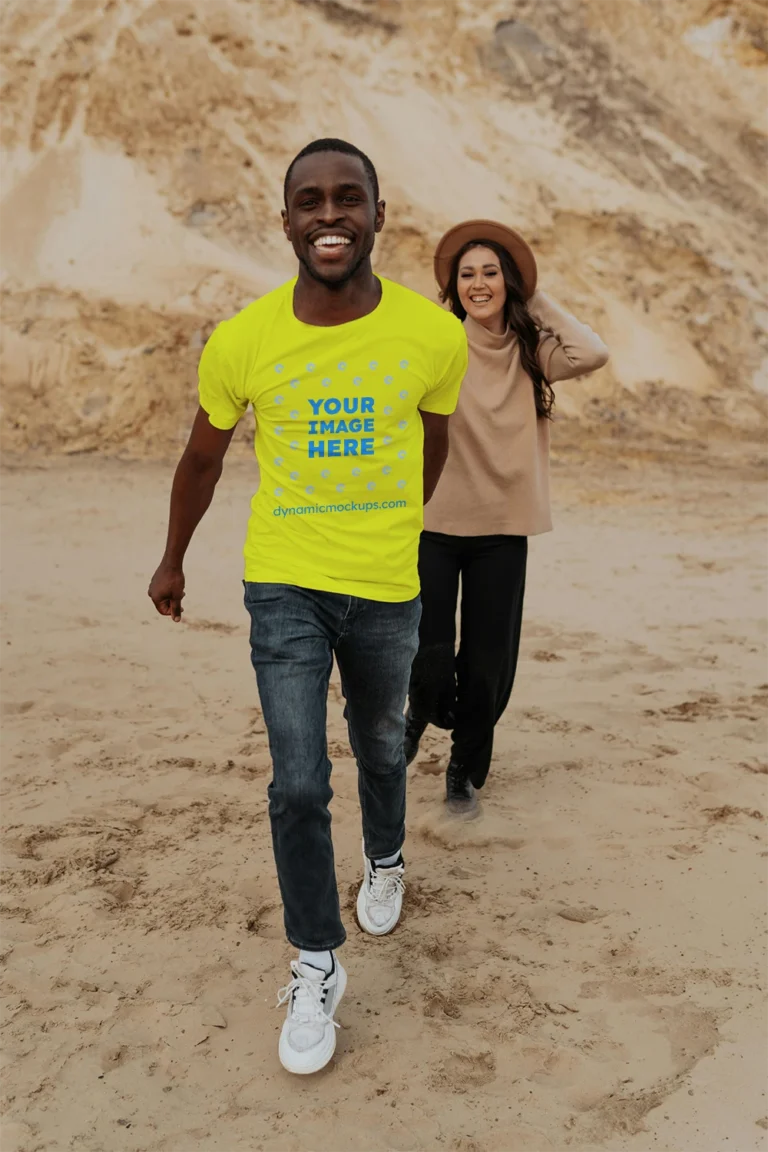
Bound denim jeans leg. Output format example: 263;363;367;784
244;582;346;951
336;596;421;861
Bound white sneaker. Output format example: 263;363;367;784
276;956;347;1075
356;846;405;936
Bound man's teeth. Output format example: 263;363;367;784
313;236;352;248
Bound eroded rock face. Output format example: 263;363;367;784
0;0;765;455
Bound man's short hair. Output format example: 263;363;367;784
283;138;380;206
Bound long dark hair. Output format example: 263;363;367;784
441;239;555;419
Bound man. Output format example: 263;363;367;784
148;138;467;1075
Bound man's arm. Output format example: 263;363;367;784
420;410;450;505
148;406;236;621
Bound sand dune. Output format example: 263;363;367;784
1;0;766;454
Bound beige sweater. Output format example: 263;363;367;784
424;292;609;537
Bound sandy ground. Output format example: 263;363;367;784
1;448;766;1152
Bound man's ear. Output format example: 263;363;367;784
374;199;386;234
281;208;291;241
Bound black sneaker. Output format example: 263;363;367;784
446;760;478;817
403;709;427;766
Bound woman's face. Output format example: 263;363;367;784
456;245;507;331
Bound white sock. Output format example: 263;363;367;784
373;850;401;868
298;949;333;974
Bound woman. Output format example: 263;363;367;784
406;219;609;815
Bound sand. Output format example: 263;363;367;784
1;447;766;1152
1;0;766;1146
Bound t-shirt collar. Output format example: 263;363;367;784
290;276;388;330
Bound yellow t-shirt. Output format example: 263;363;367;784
198;277;468;602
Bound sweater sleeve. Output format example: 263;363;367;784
529;291;609;383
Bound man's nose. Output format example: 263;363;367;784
317;196;343;223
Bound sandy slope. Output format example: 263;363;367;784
1;450;766;1152
1;0;766;455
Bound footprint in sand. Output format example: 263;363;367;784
741;758;768;775
557;905;606;924
423;988;462;1019
415;756;444;776
429;1047;496;1092
184;619;239;635
1;699;35;717
412;808;526;852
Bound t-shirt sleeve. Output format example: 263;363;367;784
198;325;248;430
419;320;468;415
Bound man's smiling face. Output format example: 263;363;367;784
282;151;385;287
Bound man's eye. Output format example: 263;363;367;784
299;199;317;209
342;196;361;205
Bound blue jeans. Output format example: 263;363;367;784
244;582;421;951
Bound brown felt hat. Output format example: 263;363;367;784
434;219;538;300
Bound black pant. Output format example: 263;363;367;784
408;531;527;789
